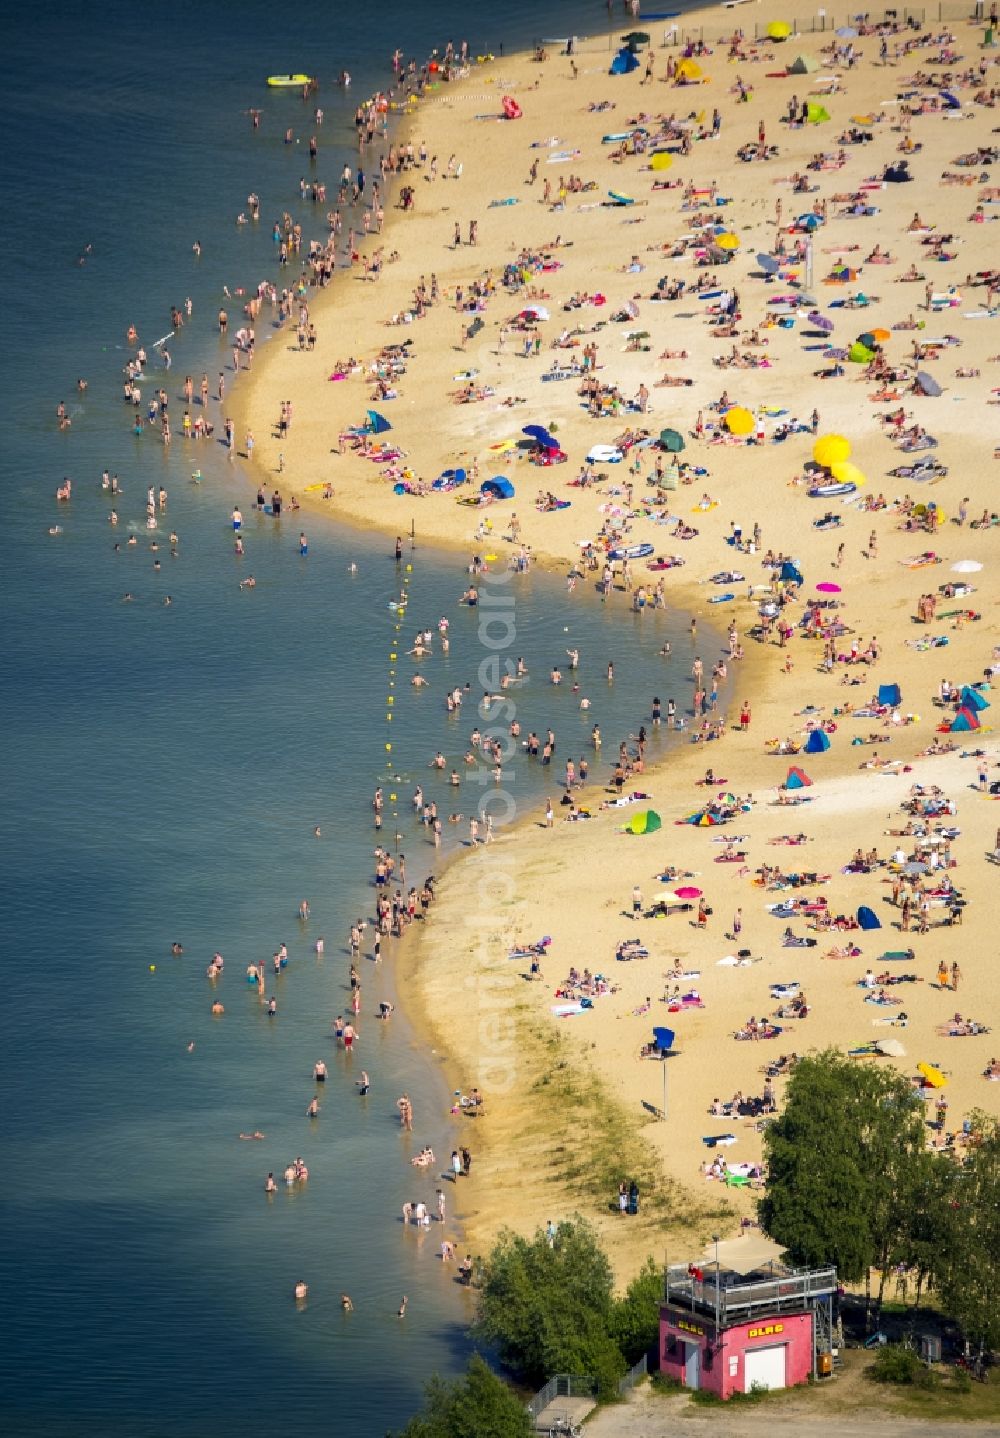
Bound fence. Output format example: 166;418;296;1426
526;1374;597;1424
528;3;988;56
618;1352;649;1395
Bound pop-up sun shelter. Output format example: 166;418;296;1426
784;766;812;789
788;53;820;73
857;905;881;931
366;409;392;433
804;729;830;754
626;809;662;834
948;708;979;732
480;477;514;500
959;686;989;712
877;683;901;707
610;47;640;74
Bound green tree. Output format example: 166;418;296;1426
610;1257;663;1366
934;1112;1000;1355
474;1218;625;1396
759;1051;927;1309
394;1354;534;1438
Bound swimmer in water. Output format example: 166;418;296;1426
397;1295;407;1318
239;1131;266;1140
341;1293;354;1311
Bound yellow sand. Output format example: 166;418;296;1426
237;4;1000;1276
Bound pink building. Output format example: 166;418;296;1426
659;1263;836;1399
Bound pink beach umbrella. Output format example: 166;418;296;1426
674;886;703;899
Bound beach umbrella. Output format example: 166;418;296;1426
716;233;740;251
622;30;651;44
522;423;558;450
724;406;754;436
813;433;850;468
756;253;781;274
815;581;841;593
950;559;982;573
367;409;392;433
831;460;866;487
796;212;821;230
917;1061;947;1088
870;328;891;342
626;809;662;834
915;371;942;397
901;860;930;876
807;311;834;332
835;25;858;37
857;331;878;349
520;304;550;321
875;1038;907;1058
659;428;685;452
674;886;702;899
767;20;793;39
650;151;673;171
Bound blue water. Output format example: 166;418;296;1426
0;5;707;1433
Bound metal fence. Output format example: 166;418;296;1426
618;1352;649;1395
528;3;989;57
526;1374;597;1423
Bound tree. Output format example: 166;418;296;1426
394;1354;534;1438
474;1218;625;1396
759;1051;928;1309
609;1257;663;1366
934;1112;1000;1355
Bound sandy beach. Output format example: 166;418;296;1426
237;0;1000;1279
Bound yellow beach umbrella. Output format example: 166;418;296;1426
650;152;673;171
830;460;865;487
813;433;850;468
724;406;754;436
768;21;793;39
717;232;740;250
917;1061;947;1088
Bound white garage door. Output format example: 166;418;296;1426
744;1344;786;1392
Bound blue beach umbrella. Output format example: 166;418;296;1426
522;423;559;450
756;254;780;273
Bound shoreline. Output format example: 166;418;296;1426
236;0;1000;1280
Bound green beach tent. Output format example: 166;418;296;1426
806;102;831;124
788;54;820;73
848;341;875;363
626;809;662;834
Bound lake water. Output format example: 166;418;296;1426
0;4;707;1432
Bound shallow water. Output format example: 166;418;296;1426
0;4;709;1433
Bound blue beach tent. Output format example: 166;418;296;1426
780;560;803;585
367;409;392;434
959;686;989;712
877;682;901;707
804;729;830;754
857;905;881;931
653;1026;675;1052
481;477;514;499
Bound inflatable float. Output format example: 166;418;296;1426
267;74;312;88
610;542;654;560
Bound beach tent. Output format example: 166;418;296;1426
779;560;803;586
883;164;912;183
480;477;514;499
659;428;685;452
806;102;830;124
948;708;979;732
804;729;830;753
501;95;522;119
675;58;703;81
626;809;662;834
941;90;961;109
917;1061;947;1088
784;766;812;789
848;341;874;363
959;686;989;712
877;683;901;707
857;905;881;931
367;409;392;433
522;423;559;450
652;1026;675;1052
788;53;820;73
610;47;640;74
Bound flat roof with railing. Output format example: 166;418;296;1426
664;1264;837;1327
